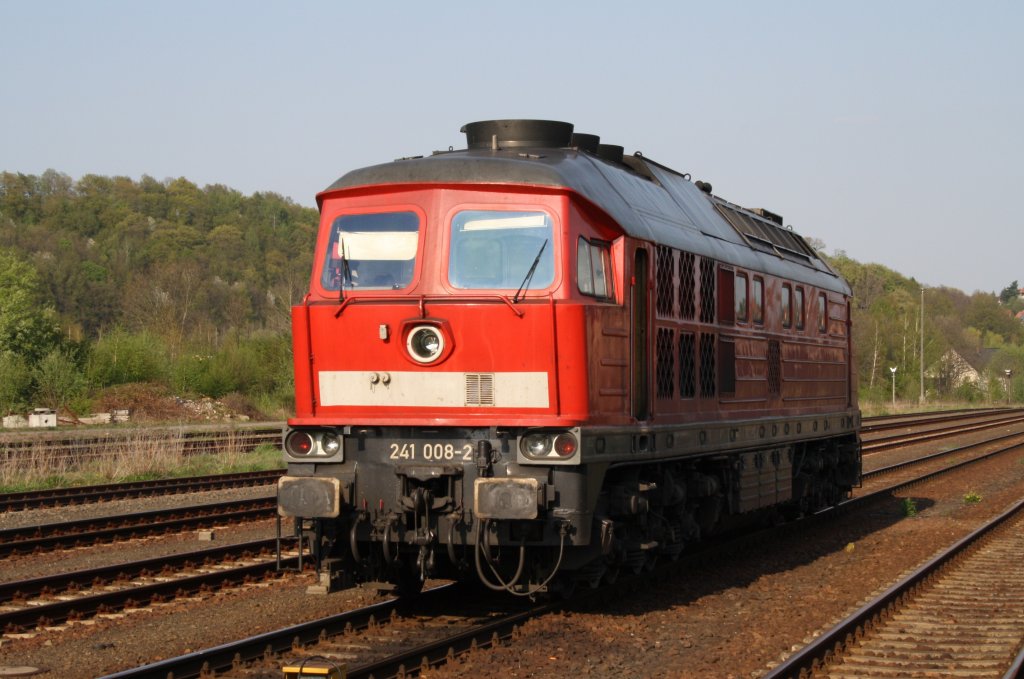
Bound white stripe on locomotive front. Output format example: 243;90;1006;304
318;371;550;408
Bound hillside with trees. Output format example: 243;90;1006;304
0;170;317;419
828;252;1023;408
0;170;1021;421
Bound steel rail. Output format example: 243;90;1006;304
0;469;282;512
862;429;1024;482
95;584;461;679
345;600;558;679
0;497;276;558
0;537;279;604
862;413;1024;453
2;554;297;633
1004;643;1024;679
762;495;1024;679
860;407;1017;432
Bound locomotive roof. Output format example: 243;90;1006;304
322;126;849;295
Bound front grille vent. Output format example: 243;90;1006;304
465;373;495;406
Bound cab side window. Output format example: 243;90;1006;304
578;237;613;299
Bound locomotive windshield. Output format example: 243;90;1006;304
448;210;555;290
321;211;419;291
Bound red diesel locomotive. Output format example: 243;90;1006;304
278;120;861;595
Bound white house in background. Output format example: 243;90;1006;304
927;349;984;393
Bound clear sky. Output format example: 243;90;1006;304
1;1;1021;294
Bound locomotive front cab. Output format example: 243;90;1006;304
279;175;615;593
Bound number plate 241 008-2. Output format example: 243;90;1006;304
388;441;475;463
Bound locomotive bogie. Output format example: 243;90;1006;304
279;119;862;594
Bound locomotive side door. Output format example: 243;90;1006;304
631;247;651;421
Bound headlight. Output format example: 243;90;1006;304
321;433;341;454
523;432;552;457
407;325;444;363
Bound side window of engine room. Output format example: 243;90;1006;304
449;210;555;290
577;237;613;299
752;276;764;325
321;211;419;291
734;272;748;323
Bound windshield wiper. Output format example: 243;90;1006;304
338;239;352;302
513;239;548;303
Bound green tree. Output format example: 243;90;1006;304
998;280;1019;304
0;248;60;363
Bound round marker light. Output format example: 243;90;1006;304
321;433;341;455
553;433;578;457
407;325;444;363
285;431;314;456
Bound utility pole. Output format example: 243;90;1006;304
919;287;925;404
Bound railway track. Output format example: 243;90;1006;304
0;538;298;633
861;409;1024;454
96;582;548;679
0;469;282;512
764;496;1024;678
861;407;1017;432
0;496;276;558
860;428;1024;491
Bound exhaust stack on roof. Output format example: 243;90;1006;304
462;119;574;149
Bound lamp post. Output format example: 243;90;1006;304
890;366;898;409
1005;369;1013;406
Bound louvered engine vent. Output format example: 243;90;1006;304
465;373;495;406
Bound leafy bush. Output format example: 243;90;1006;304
33;348;88;411
171;333;292;400
88;328;170;386
0;350;33;414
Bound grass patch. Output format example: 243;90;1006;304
963;490;983;504
901;497;918;517
0;434;284;494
